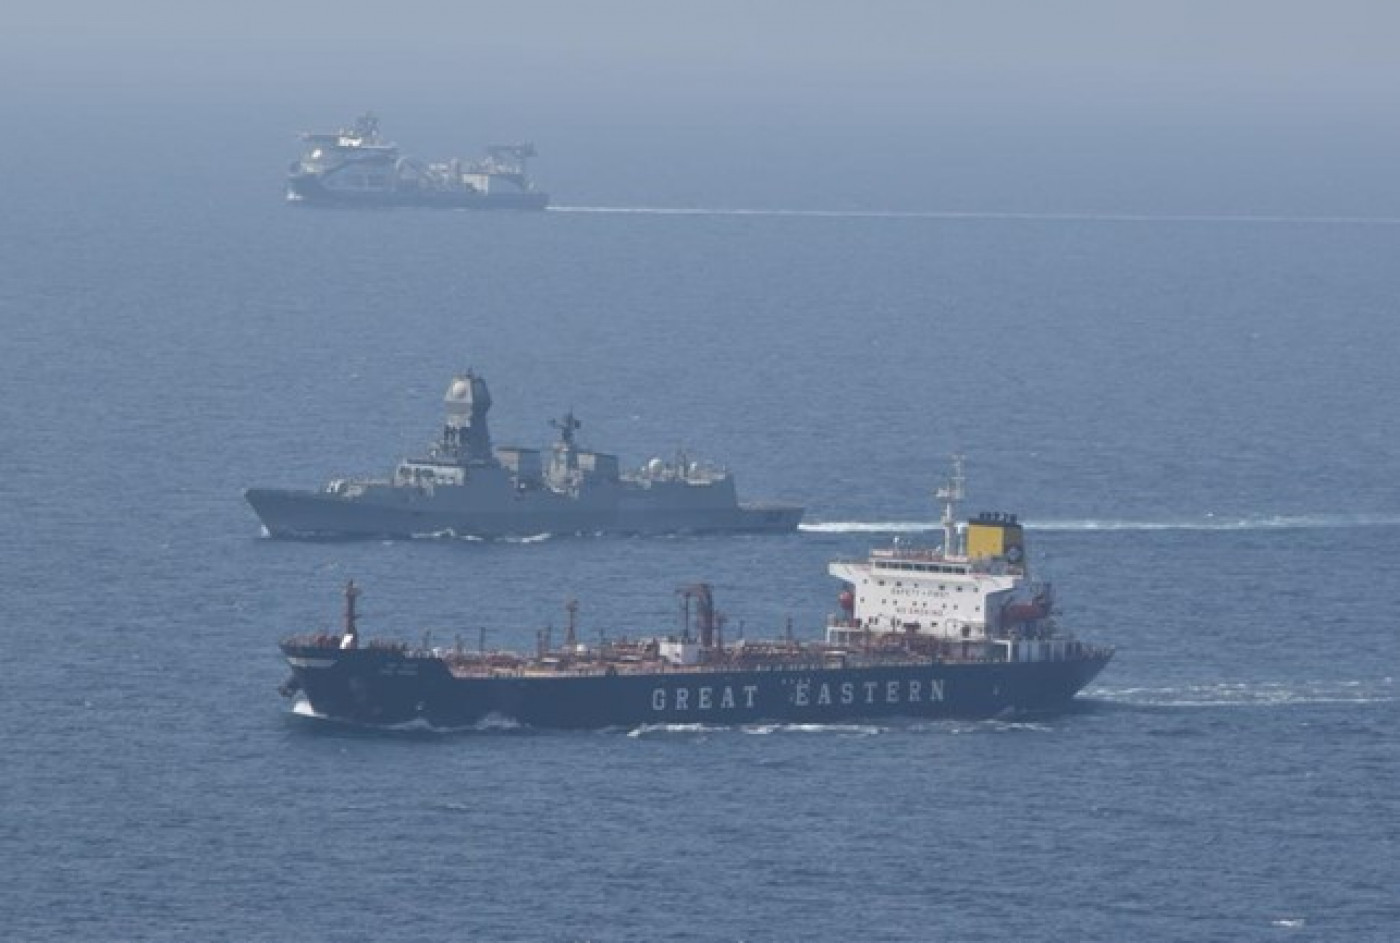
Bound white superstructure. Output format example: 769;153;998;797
828;458;1065;662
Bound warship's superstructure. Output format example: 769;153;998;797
245;371;802;539
278;459;1112;729
286;113;548;209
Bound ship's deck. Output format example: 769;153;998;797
281;633;1111;681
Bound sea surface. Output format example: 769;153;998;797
2;101;1398;942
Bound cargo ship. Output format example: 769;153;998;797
279;459;1112;729
245;370;803;538
286;113;548;209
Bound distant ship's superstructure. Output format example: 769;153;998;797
278;458;1111;729
286;113;548;209
245;371;802;538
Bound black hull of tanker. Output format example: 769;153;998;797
282;645;1112;730
245;487;803;539
287;173;548;210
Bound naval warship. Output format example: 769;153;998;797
286;113;548;209
279;459;1113;729
245;371;803;539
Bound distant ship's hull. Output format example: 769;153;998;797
245;487;803;539
287;173;548;210
282;644;1112;730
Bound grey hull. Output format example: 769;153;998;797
246;487;803;539
287;173;549;210
246;370;802;540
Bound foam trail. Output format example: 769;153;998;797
1030;513;1400;533
290;699;525;733
802;513;1400;535
549;205;1400;226
503;533;553;544
800;521;938;534
1093;679;1395;709
628;723;725;738
743;723;883;736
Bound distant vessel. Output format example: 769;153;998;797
286;113;548;209
279;459;1112;729
245;371;803;538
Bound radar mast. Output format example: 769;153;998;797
438;371;494;464
550;411;581;448
936;454;966;558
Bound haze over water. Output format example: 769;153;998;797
3;4;1399;940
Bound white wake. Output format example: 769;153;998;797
802;513;1400;535
1092;679;1395;709
549;205;1400;226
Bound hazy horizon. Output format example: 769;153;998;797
10;2;1399;114
6;2;1399;216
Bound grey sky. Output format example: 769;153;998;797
8;1;1399;116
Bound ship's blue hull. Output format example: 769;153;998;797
282;644;1112;729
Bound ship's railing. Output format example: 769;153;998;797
433;643;1114;678
439;657;951;680
286;630;1111;674
868;547;951;562
834;552;1026;578
283;633;343;649
281;634;407;653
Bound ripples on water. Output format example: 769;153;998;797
4;113;1400;941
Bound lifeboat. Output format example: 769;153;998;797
1002;596;1052;624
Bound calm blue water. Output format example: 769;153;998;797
2;100;1399;942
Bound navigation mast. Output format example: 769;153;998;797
936;455;966;558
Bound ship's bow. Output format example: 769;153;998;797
280;638;459;727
